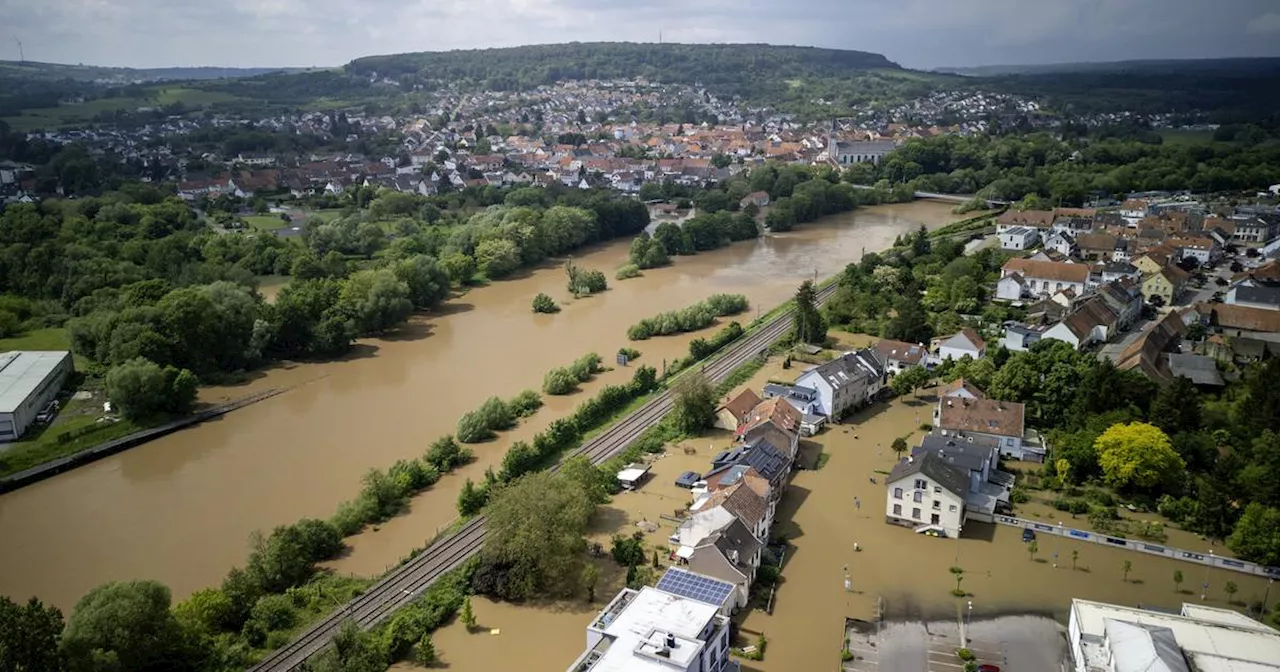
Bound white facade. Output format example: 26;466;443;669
569;587;733;672
885;469;967;538
937;332;984;362
996;275;1024;301
793;350;883;419
1000;226;1040;251
0;351;74;441
1043;231;1075;257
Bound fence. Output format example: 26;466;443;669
992;515;1280;580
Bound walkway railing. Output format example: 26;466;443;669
993;515;1280;579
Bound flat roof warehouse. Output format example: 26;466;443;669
0;351;70;414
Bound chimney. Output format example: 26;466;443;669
666;633;677;649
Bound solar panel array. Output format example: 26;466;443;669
656;568;735;607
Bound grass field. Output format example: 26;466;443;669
0;327;92;371
245;214;292;231
1;87;243;131
0;400;144;478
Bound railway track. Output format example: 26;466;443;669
250;283;836;671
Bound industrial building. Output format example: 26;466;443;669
1068;598;1280;672
0;351;74;441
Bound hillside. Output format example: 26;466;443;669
938;57;1280;78
346;42;902;94
0;60;312;83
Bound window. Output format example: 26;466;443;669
949;504;958;512
893;504;902;516
914;479;927;490
933;486;941;494
913;491;923;503
932;500;941;510
912;508;921;519
893;487;903;499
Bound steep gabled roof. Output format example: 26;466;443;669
716;389;762;424
937;397;1025;439
887;451;969;498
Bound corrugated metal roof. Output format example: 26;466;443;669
0;351;71;414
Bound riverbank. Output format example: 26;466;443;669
0;201;962;612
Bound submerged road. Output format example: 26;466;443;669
249;283;837;671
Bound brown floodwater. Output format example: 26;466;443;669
0;201;962;612
411;333;1278;672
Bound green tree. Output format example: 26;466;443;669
891;437;909;460
1227;503;1280;566
173;587;234;636
1150;376;1202;435
61;580;205;672
949;566;964;596
457;478;488;516
1225;581;1239;604
391;254;450;310
1173;569;1184;593
558;455;612;506
440;252;478;285
1070;549;1079;570
671;371;717;436
474;238;522;278
0;596;63;672
1095;422;1185;491
532;293;559;314
884;296;932;344
105;357;197;419
339;268;413;334
414;634;436;665
792;280;827;345
1027;540;1038;562
581;564;600;602
473;472;593;600
460;595;476;630
891;366;930;398
1122;560;1132;583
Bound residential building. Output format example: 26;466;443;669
1098;262;1140;284
914;434;1015;522
934;328;986;361
0;351;74;441
1097;277;1144;329
871;338;928;375
707;435;793;502
831;139;897;165
1225;284;1280;311
1075;233;1127;261
735;398;801;445
1042;231;1077;258
996;210;1055;231
739;191;770;209
884;451;969;537
759;384;824;435
999;258;1091;300
1166;236;1220;265
713;389;761;432
693;466;774;540
1197;303;1280;343
1228;216;1279;245
654;568;738;617
1166;354;1225;388
1000;322;1048;352
934;388;1032;460
792;349;884;419
1114;310;1187;383
1142;265;1190;306
567;585;734;672
999;226;1040;251
1067;599;1280;672
937;378;985;401
1041;296;1119;351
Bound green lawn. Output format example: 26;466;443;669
0;326;91;370
0;405;144;478
244;214;291;231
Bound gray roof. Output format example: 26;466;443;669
1166;354;1225;387
0;351;71;413
887;451;969;498
1103;620;1190;672
1103;262;1138;275
805;350;882;390
1232;284;1280;307
915;435;996;475
708;436;791;486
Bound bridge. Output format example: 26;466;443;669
249;284;839;672
846;184;1008;208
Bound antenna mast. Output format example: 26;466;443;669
12;37;23;63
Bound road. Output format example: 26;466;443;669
249;284;837;671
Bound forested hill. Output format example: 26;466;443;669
0;60;311;83
938;57;1280;78
345;42;901;93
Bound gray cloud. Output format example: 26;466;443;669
2;0;1277;69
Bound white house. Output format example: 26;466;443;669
1000;322;1048;352
566;585;734;672
1042;231;1076;257
1041;296;1119;351
1000;258;1092;300
1168;236;1220;266
884;452;969;538
793;349;884;419
871;339;928;375
935;328;986;361
999;226;1041;251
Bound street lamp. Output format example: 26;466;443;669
1201;550;1214;600
1263;579;1274;620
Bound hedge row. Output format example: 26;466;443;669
543;352;605;395
331;435;475;535
459;364;660;515
456;390;543;443
626;294;748;340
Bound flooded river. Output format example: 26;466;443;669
0;201;961;611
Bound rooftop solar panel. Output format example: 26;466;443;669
656;568;735;607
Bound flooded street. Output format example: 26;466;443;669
413;335;1277;672
0;201;959;612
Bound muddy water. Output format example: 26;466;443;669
0;201;960;611
425;334;1278;672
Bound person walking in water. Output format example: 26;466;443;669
854;496;861;510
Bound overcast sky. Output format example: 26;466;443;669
5;0;1280;70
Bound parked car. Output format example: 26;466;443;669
675;471;702;489
1022;528;1036;543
